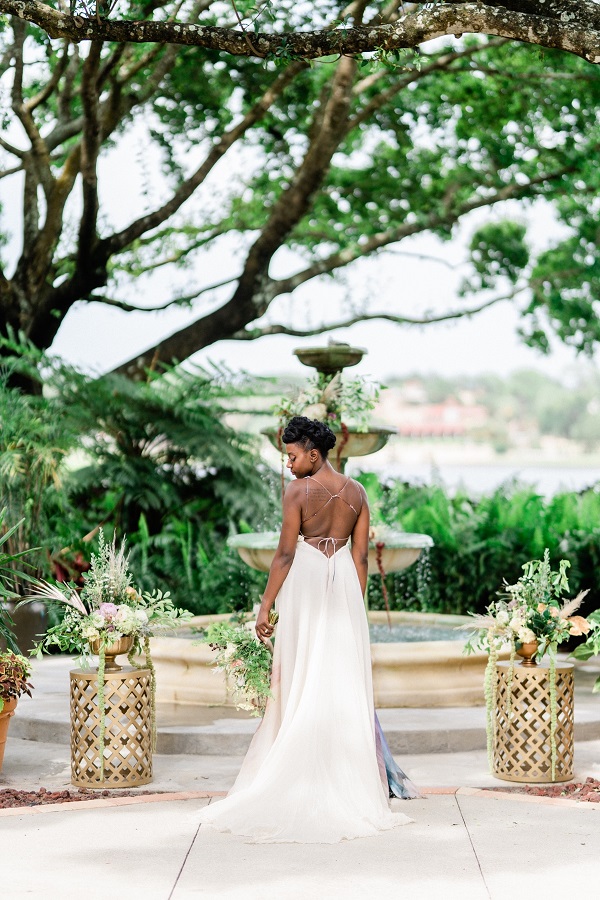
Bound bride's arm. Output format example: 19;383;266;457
255;481;302;641
351;486;370;597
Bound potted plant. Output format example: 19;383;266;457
22;530;193;779
0;651;33;771
464;549;591;780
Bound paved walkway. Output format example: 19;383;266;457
2;658;600;898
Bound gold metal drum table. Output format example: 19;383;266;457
493;660;574;784
70;665;153;788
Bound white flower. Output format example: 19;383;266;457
81;626;100;641
115;605;133;623
224;642;238;660
496;610;510;626
518;627;537;644
90;612;105;628
509;616;524;633
134;609;149;625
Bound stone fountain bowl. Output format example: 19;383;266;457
150;611;491;708
228;530;434;576
262;425;396;461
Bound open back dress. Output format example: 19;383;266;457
197;475;418;843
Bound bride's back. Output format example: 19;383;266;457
300;472;363;543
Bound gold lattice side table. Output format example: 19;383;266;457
70;667;153;788
493;660;574;784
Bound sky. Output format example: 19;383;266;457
49;205;594;385
2;98;596;386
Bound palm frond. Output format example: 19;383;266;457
20;581;88;616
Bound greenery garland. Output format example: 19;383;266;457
97;643;106;782
504;638;517;723
483;633;498;772
548;645;558;782
128;636;157;751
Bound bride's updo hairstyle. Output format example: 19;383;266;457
282;416;337;458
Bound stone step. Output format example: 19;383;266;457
11;657;600;757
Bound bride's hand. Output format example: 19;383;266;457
255;607;274;643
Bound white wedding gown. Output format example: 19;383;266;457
197;536;415;843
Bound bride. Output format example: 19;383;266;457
197;416;418;843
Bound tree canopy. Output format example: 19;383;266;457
1;3;600;377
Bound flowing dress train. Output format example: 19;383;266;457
197;537;416;843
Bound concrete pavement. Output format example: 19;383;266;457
2;789;599;899
2;657;600;898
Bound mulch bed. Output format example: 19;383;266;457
0;787;161;809
485;777;600;802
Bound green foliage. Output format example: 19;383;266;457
356;476;600;620
0;346;76;584
386;368;600;448
461;221;529;295
0;343;278;617
5;26;600;364
47;360;279;612
0;510;37;652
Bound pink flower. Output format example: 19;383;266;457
99;602;118;618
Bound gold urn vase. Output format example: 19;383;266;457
88;635;135;672
516;640;539;667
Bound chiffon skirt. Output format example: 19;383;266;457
197;539;414;843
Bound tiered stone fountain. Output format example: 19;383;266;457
150;345;492;708
232;343;433;578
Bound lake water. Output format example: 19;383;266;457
349;462;600;496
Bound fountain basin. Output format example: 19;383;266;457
294;345;366;375
228;530;433;576
150;611;491;708
262;425;396;463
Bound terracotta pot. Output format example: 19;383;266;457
0;697;18;772
88;635;135;672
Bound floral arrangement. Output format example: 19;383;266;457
0;652;33;713
199;610;278;716
571;610;600;692
464;550;591;780
22;531;193;778
275;372;382;433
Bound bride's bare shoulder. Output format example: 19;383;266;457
284;478;307;500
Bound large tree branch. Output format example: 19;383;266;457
77;40;102;266
229;290;522;340
0;136;25;159
100;60;307;256
10;20;54;195
85;275;238;311
112;56;358;376
272;163;583;297
0;163;23;179
109;156;578;376
3;0;600;63
24;40;70;112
